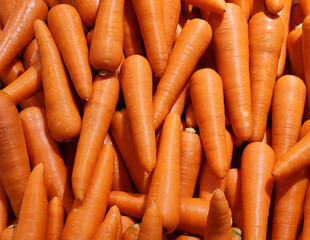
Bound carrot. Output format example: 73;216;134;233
42;0;61;8
231;228;242;240
180;128;203;198
72;74;119;201
90;0;124;75
248;11;284;142
130;0;168;77
302;15;310;112
182;0;227;14
120;55;156;172
204;189;232;240
0;91;31;217
110;109;152;193
0;225;16;240
75;0;99;28
190;68;227;178
22;39;40;69
61;144;114;240
185;98;197;128
226;0;250;20
121;216;136;236
138;203;162;240
13;163;47;240
47;4;92;100
290;3;304;31
175;12;187;41
60;0;75;7
46;197;64;240
0;182;8;233
209;3;252;141
122;224;140;240
170;83;190;117
153;18;212;129
302;183;310;240
265;0;284;13
34;19;81;142
241;142;275;240
20;107;74;216
0;56;25;87
300;0;310;16
0;0;17;27
300;119;310;140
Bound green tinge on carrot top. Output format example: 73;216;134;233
185;127;196;134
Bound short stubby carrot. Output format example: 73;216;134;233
75;0;99;28
209;3;252;141
182;0;227;14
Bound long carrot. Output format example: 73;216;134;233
74;0;99;27
61;144;114;240
153;18;212;129
209;3;252;141
0;225;16;240
248;11;284;142
72;74;119;201
288;25;304;80
0;91;31;217
0;0;48;73
0;0;17;27
241;142;275;240
0;181;8;233
13;163;47;240
34;19;81;142
20;107;74;216
46;197;64;240
182;0;227;14
47;4;92;100
290;3;304;31
300;0;310;16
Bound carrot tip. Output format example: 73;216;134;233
295;23;303;29
98;69;111;76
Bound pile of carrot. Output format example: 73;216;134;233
1;0;310;239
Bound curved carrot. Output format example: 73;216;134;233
13;163;47;240
0;182;8;233
61;144;114;240
289;3;304;31
226;0;250;20
120;55;156;173
248;11;284;142
0;225;16;240
204;189;232;240
0;0;17;27
265;0;284;13
72;74;119;201
34;19;81;142
0;0;48;73
241;142;275;240
46;197;64;240
170;82;190;117
22;38;40;69
182;0;227;14
185;98;197;128
300;0;310;16
74;0;99;27
121;216;136;236
0;91;31;217
153;18;212;129
123;224;140;240
47;4;92;100
20;107;74;216
90;0;124;74
209;3;252;141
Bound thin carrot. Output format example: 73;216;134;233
182;0;227;14
300;0;310;16
0;181;8;233
121;216;136;236
241;142;275;240
248;11;284;142
302;182;310;240
47;4;92;100
61;144;114;240
0;225;16;240
226;0;250;20
170;83;190;117
0;0;17;27
46;197;64;240
0;91;31;217
122;224;140;240
290;3;304;31
209;3;252;141
72;74;119;201
13;163;47;240
153;18;212;129
185;98;197;128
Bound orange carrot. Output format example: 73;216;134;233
209;3;252;141
290;2;304;31
299;119;310;140
0;91;31;217
170;83;190;117
241;142;275;240
0;0;17;27
0;56;25;87
0;181;8;233
182;0;227;14
153;18;212;129
13;163;47;240
74;0;99;27
185;98;197;128
248;11;284;142
22;38;40;69
122;224;140;240
20;107;74;216
42;0;61;8
90;0;124;74
302;183;310;240
72;74;119;201
46;197;64;240
61;144;114;240
302;15;310;112
300;0;310;16
120;55;156;173
0;225;16;240
47;4;92;100
121;216;136;236
226;0;250;20
204;189;232;240
265;0;284;13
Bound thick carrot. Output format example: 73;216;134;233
302;183;310;240
241;142;275;240
46;197;64;240
153;19;212;129
190;68;227;178
204;189;232;240
0;0;48;73
131;0;168;77
0;225;16;240
182;0;227;14
34;19;81;142
226;0;250;20
0;0;17;27
47;4;92;100
265;0;284;13
13;163;47;240
20;107;74;216
72;74;119;201
170;83;190;117
61;144;114;240
22;39;40;69
209;3;252;141
121;216;136;236
122;224;140;240
185;98;197;128
0;181;8;233
290;3;304;31
300;0;310;16
110;109;152;193
138;203;162;240
75;0;99;27
0;91;31;217
120;55;156;173
90;0;124;74
248;11;284;142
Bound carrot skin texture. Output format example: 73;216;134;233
226;0;250;20
0;182;8;233
123;224;140;240
0;91;31;217
75;0;99;28
46;197;64;240
182;0;227;14
153;18;212;130
47;4;92;100
288;26;304;80
0;56;25;87
13;163;47;240
0;0;48;73
121;216;136;236
170;83;190;117
0;0;17;27
90;0;124;73
209;3;252;141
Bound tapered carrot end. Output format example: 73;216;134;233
71;179;85;202
33;163;44;176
